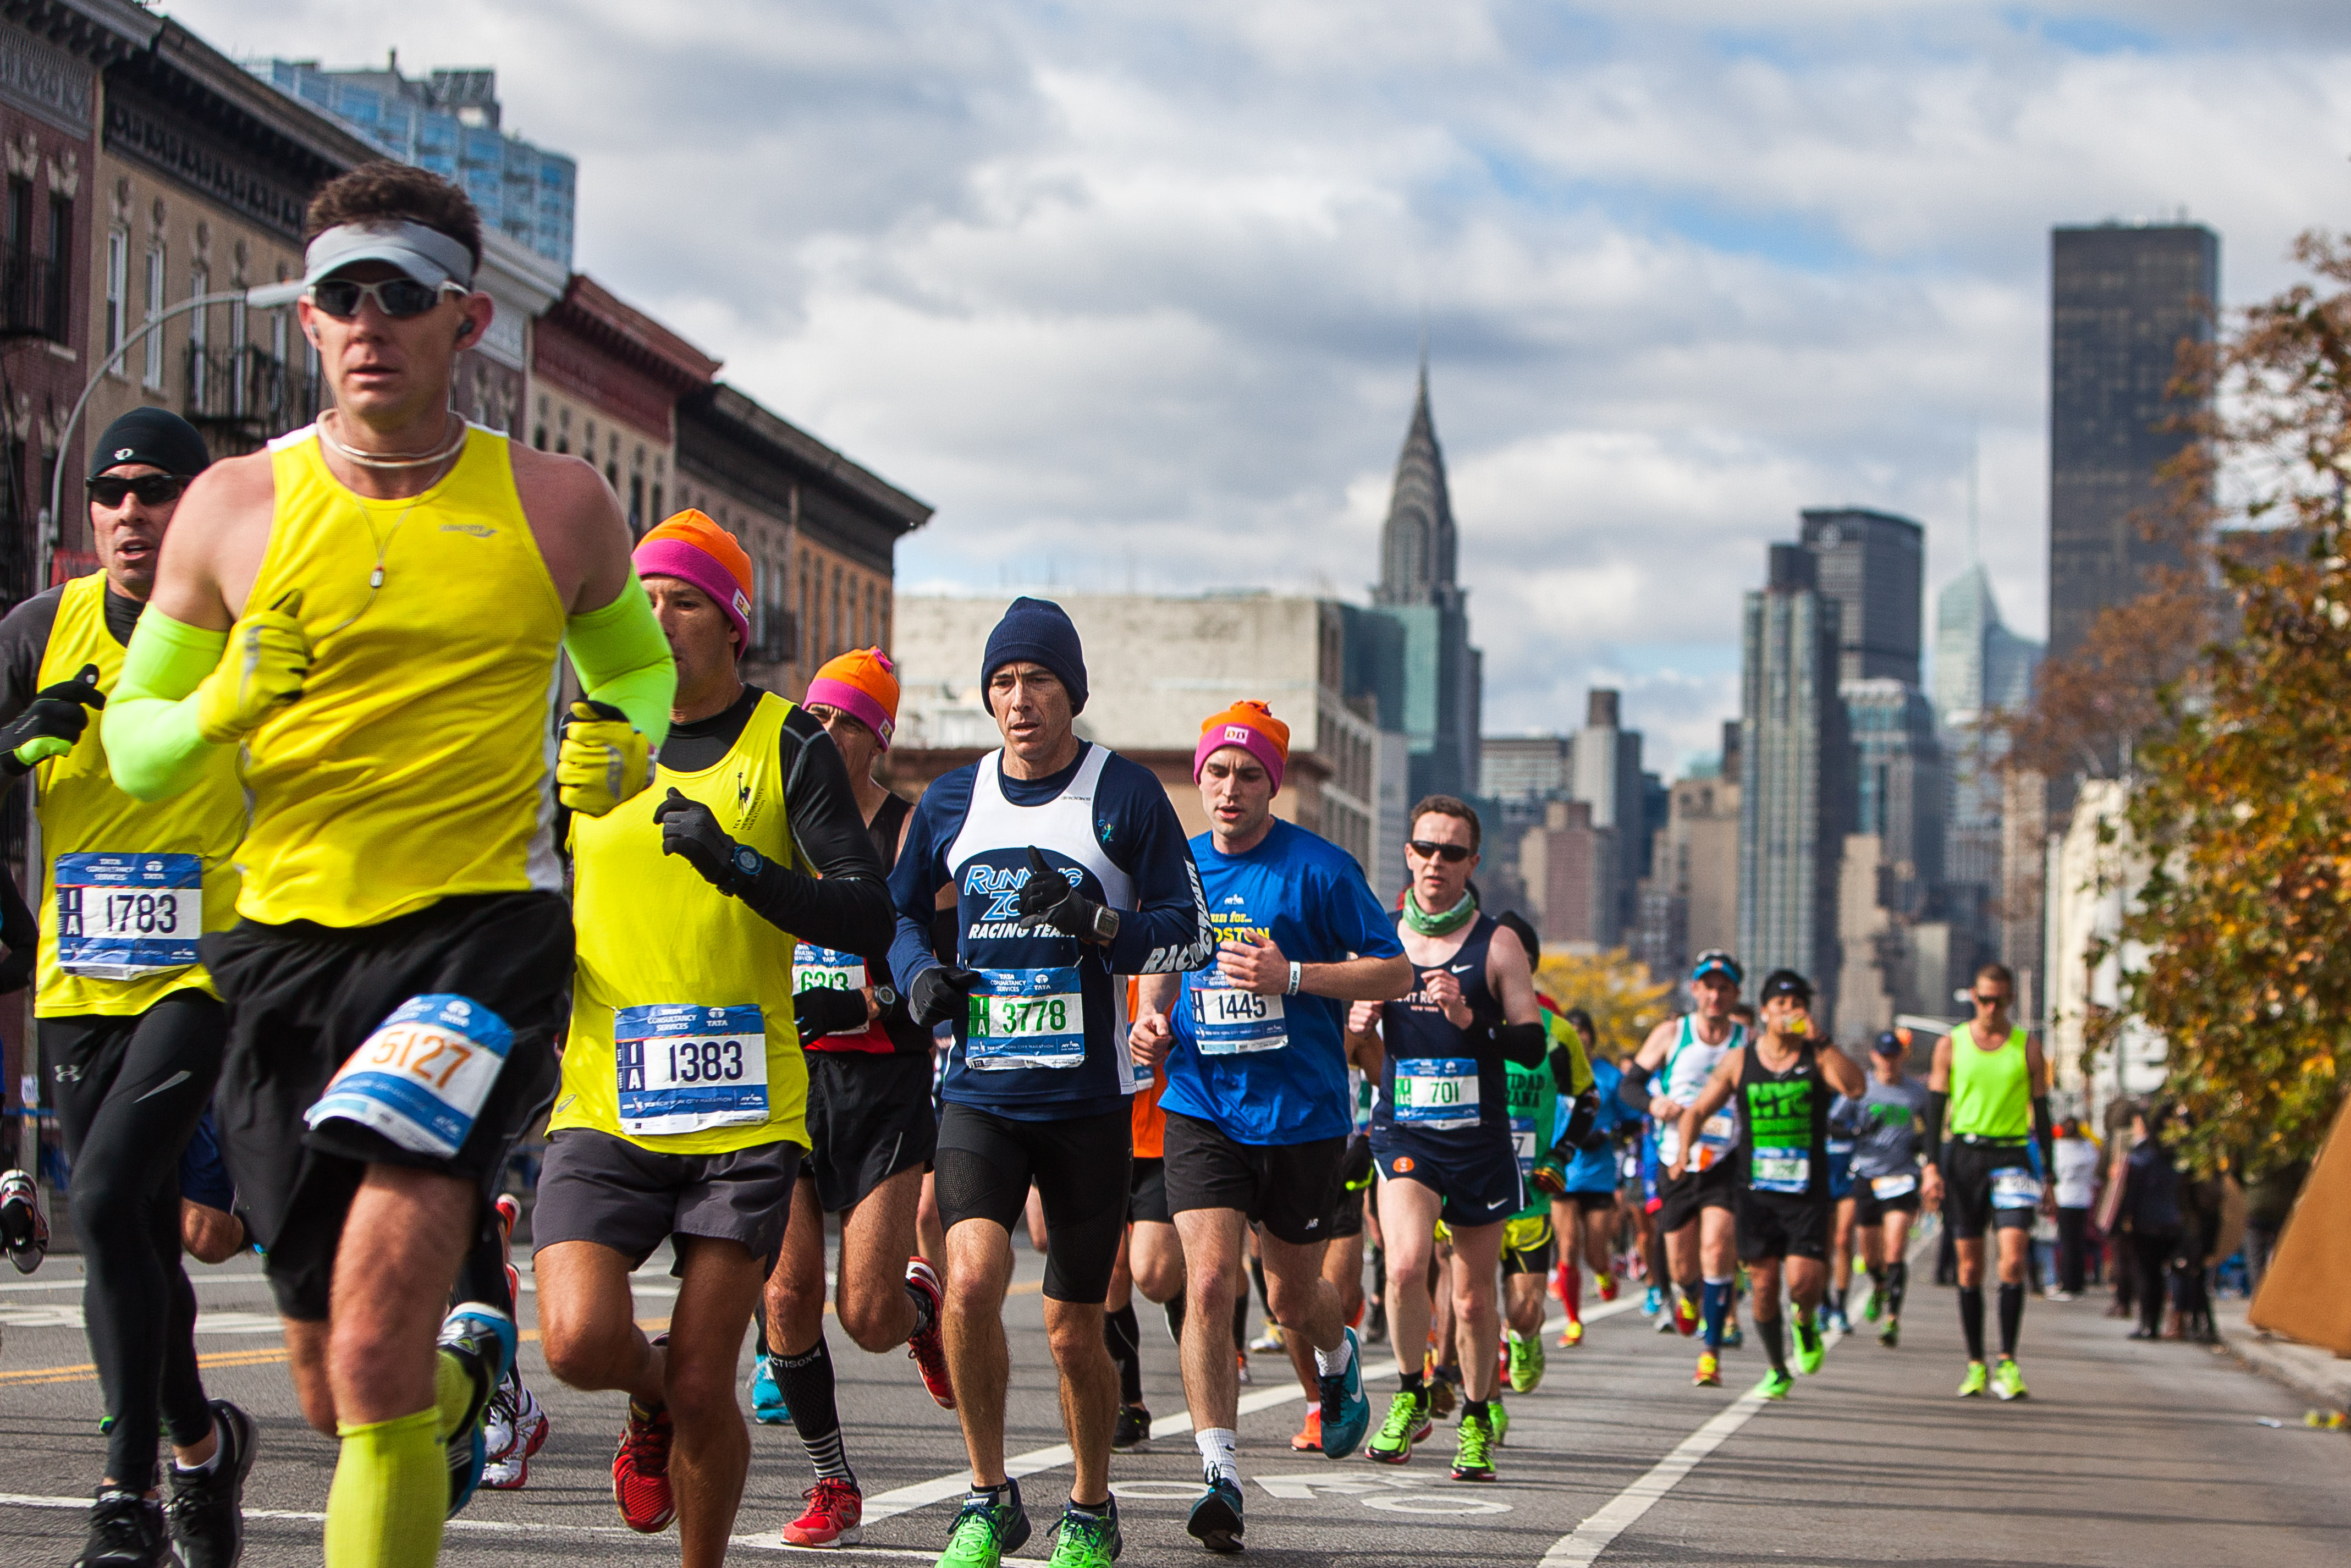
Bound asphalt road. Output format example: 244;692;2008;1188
3;1224;2346;1567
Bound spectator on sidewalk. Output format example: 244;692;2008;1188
2052;1117;2102;1300
2099;1097;2142;1319
2115;1103;2183;1341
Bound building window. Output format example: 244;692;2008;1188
143;243;165;388
188;264;210;407
229;297;247;418
628;472;645;533
104;228;126;363
830;565;843;661
649;483;663;520
44;194;70;340
864;581;876;648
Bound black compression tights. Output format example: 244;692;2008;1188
45;995;227;1490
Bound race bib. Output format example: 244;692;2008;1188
792;944;867;996
1991;1168;2043;1209
1870;1171;1919;1200
967;967;1085;1070
614;1004;769;1137
1750;1145;1811;1194
305;994;511;1158
1689;1110;1738;1173
54;852;202;979
1188;969;1287;1055
1510;1116;1539;1175
1395;1057;1479;1130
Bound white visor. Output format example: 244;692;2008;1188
302;221;475;290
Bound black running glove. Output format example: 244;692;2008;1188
653;787;762;895
909;962;983;1028
794;983;871;1041
2;663;103;775
1014;845;1121;943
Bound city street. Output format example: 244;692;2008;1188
3;1228;2343;1567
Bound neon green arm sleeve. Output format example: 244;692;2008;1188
564;570;676;753
104;610;230;802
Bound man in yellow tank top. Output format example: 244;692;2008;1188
101;164;675;1568
1921;961;2054;1401
0;409;255;1568
530;514;893;1566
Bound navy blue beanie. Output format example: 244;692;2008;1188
982;596;1088;715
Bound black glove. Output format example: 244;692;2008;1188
1014;845;1121;943
1;663;103;774
1560;1088;1600;1151
794;983;871;1041
652;787;762;895
909;962;983;1028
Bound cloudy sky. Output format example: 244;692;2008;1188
183;1;2351;772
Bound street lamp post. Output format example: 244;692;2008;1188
39;279;306;590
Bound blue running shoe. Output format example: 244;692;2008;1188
437;1301;517;1519
1643;1284;1662;1317
751;1354;791;1424
1317;1325;1372;1460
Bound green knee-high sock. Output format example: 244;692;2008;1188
326;1408;444;1568
434;1348;481;1438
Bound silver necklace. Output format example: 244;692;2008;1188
319;410;467;470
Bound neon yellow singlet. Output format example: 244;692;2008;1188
552;690;811;1156
1947;1022;2031;1139
239;425;565;927
33;573;245;1015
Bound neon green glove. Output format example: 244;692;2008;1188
557;699;652;817
193;592;309;743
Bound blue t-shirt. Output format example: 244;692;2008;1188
1564;1055;1637;1193
1158;819;1402;1146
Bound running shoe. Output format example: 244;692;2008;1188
482;1372;548;1490
1864;1288;1884;1323
1642;1284;1662;1318
1365;1389;1430;1464
1489;1392;1509;1446
1111;1404;1151;1453
74;1486;170;1568
1317;1325;1372;1460
1672;1293;1700;1336
1792;1312;1826;1376
1754;1368;1794;1401
1507;1329;1546;1393
1595;1270;1620;1302
1693;1352;1721;1387
937;1479;1029;1568
437;1301;516;1519
1425;1361;1458;1417
783;1477;864;1548
1187;1470;1244;1553
1823;1305;1849;1335
1449;1408;1497;1482
613;1400;676;1533
1559;1317;1584;1348
1991;1358;2029;1401
751;1354;792;1424
1721;1321;1745;1350
1290;1406;1322;1453
1048;1497;1122;1568
1956;1362;1989;1398
906;1257;956;1410
1878;1316;1901;1349
163;1399;255;1568
1;1168;47;1274
1249;1324;1285;1354
1653;1306;1680;1335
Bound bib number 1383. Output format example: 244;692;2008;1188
614;1004;770;1137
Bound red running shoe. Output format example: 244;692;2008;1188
612;1401;675;1533
781;1477;863;1547
1673;1292;1700;1337
1596;1270;1621;1302
904;1257;955;1410
1290;1406;1322;1453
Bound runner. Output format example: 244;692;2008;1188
106;163;675;1566
1921;964;2055;1400
885;597;1213;1568
1824;1086;1859;1334
1620;952;1747;1374
1352;796;1547;1480
1130;700;1401;1549
760;645;956;1547
1670;970;1864;1399
1280;1117;1376;1454
0;409;254;1568
1554;1009;1639;1347
1848;1030;1929;1347
1106;976;1185;1453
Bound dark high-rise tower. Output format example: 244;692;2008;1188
2047;224;2219;668
1799;507;1925;685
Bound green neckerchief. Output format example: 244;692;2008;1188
1403;887;1478;937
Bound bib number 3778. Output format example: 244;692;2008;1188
305;994;513;1159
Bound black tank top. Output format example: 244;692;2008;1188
1372;915;1511;1148
1737;1037;1831;1200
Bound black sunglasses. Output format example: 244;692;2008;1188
307;276;460;320
1973;993;2010;1007
1406;839;1473;863
90;474;187;508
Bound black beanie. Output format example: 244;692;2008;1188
981;596;1088;715
90;407;211;481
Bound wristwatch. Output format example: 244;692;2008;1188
730;844;764;884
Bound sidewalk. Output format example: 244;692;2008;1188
2215;1297;2351;1414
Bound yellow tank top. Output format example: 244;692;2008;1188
1948;1022;2031;1139
552;690;811;1155
34;573;245;1016
239;425;565;927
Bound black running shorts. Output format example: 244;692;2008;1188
1851;1170;1924;1228
1161;1110;1347;1247
1656;1161;1737;1234
1563;1187;1618;1217
802;1049;937;1215
1735;1188;1830;1263
1369;1126;1523;1229
1499;1212;1556;1275
532;1126;801;1274
201;891;571;1322
1324;1133;1373;1241
1939;1140;2037;1240
1127;1156;1171;1226
933;1102;1130;1303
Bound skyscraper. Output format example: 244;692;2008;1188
1739;545;1850;1023
1934;564;2044;969
1801;507;1925;684
1367;365;1483;801
1572;689;1645;943
2047;224;2219;668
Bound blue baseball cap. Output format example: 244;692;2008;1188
1690;950;1743;986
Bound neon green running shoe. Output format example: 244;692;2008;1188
1863;1288;1883;1324
1365;1389;1428;1465
938;1478;1030;1568
1507;1329;1546;1393
1792;1311;1826;1376
1878;1316;1900;1349
1045;1498;1122;1568
1488;1393;1510;1448
1991;1358;2028;1401
1956;1362;1988;1398
1754;1369;1794;1401
1450;1409;1497;1481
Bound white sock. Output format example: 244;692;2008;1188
173;1411;225;1476
1312;1331;1354;1379
1195;1426;1238;1484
